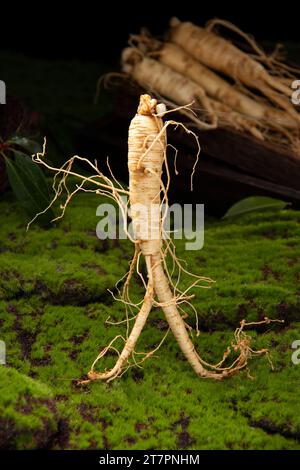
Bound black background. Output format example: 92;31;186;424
1;2;299;62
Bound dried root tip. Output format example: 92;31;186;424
77;369;122;384
137;94;158;115
87;370;102;380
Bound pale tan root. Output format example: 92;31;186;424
169;19;300;125
88;94;282;382
122;34;299;150
151;251;214;378
169;18;291;95
121;48;218;130
159;42;299;130
206;19;295;79
132;36;297;129
158;42;265;117
206;18;300;85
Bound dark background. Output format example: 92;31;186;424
0;2;299;62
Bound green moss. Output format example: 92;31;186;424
172;209;300;330
1;192;300;449
0;367;58;449
0;193;132;304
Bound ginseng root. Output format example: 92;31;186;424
85;95;282;382
155;41;299;131
124;34;299;144
169;18;300;126
32;95;283;383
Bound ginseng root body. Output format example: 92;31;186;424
85;95;277;382
32;95;281;383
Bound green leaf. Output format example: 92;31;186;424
5;152;55;227
9;136;42;154
223;196;289;219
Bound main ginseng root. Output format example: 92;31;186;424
84;94;281;382
32;95;282;383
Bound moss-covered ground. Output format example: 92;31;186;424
0;189;300;449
